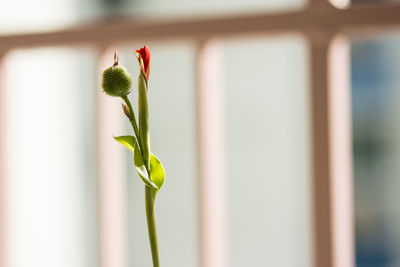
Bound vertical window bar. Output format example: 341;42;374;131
97;48;128;267
0;50;9;267
195;40;228;267
309;34;354;267
328;36;354;267
310;36;334;267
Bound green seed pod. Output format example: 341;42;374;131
138;72;151;170
102;65;133;97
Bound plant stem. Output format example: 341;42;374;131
145;186;160;267
123;95;160;267
122;96;143;151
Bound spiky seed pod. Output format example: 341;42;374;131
102;65;133;97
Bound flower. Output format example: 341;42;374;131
135;46;151;81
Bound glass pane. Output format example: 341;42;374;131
351;34;400;267
124;43;199;267
3;48;98;267
224;36;312;267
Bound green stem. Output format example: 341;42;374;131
145;186;160;267
122;95;143;151
122;95;160;267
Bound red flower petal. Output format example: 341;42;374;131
135;46;151;80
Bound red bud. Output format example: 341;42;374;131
135;46;151;81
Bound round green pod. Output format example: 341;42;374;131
102;65;133;97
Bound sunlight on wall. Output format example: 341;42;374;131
224;35;311;267
0;0;77;34
3;48;97;267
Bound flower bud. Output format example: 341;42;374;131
121;103;132;120
135;46;151;81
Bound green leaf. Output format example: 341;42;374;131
113;135;136;152
149;153;165;190
114;135;158;189
133;143;158;189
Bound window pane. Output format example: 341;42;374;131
351;34;400;267
3;48;98;267
224;36;312;267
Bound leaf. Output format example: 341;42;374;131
149;153;165;190
133;143;158;189
114;135;158;189
113;135;135;152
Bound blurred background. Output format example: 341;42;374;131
0;0;399;267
